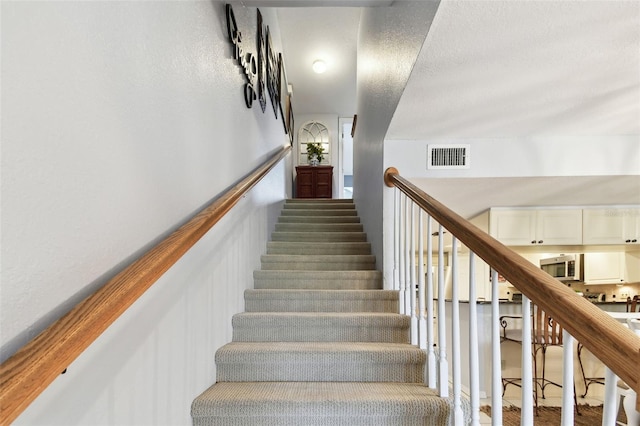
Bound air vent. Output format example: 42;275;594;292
427;144;470;169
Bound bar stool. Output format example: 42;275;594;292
577;295;639;398
499;314;524;394
500;305;579;415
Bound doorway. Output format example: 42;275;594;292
338;117;354;199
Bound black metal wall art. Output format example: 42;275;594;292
225;3;291;135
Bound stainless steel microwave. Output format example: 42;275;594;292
540;254;583;282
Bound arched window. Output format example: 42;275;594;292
299;121;330;165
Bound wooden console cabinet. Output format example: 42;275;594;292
295;166;333;198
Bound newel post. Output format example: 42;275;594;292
384;167;399;187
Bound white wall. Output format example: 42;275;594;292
355;1;440;286
1;2;290;424
384;135;640;178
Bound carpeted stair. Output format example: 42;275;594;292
192;199;450;425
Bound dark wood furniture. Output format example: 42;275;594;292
295;166;333;198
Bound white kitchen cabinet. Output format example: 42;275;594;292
489;208;583;246
583;208;640;245
583;252;625;285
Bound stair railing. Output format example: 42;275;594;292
0;145;291;425
385;167;640;426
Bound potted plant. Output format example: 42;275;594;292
306;143;324;166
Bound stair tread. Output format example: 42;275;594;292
192;382;448;416
245;289;398;299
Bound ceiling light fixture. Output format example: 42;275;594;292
312;60;327;74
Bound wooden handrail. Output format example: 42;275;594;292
385;167;640;399
0;145;291;424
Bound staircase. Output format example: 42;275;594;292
191;199;451;425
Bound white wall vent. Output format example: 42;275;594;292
427;144;470;169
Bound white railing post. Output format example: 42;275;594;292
469;252;480;426
521;295;534;425
437;224;448;397
490;269;503;426
602;367;618;425
426;215;436;389
410;203;418;345
418;210;427;351
404;196;411;317
398;194;406;315
393;189;400;293
451;237;463;425
561;330;575;426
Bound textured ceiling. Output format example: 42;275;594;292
387;0;640;140
276;7;360;116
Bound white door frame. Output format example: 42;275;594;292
338;117;353;199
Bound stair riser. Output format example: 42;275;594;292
244;290;399;313
281;209;357;216
278;216;360;223
283;204;355;210
271;232;367;242
254;279;381;290
245;299;398;312
232;316;409;343
216;343;425;383
260;262;375;271
261;255;375;262
254;270;382;290
217;361;424;383
266;242;371;255
274;223;364;232
232;327;410;343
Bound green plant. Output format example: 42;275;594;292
306;142;324;163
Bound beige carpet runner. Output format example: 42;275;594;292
191;199;450;425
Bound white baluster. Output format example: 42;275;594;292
451;237;463;425
521;295;534;425
561;330;574;426
404;196;411;316
602;367;618;426
398;195;406;315
469;252;480;426
393;189;400;292
410;203;418;345
418;210;427;351
426;215;436;389
437;224;448;397
490;269;503;426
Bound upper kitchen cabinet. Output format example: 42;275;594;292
489;208;583;246
583;208;640;245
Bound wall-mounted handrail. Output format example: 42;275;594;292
384;167;640;401
0;145;291;425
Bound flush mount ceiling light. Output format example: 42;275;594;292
312;59;327;74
